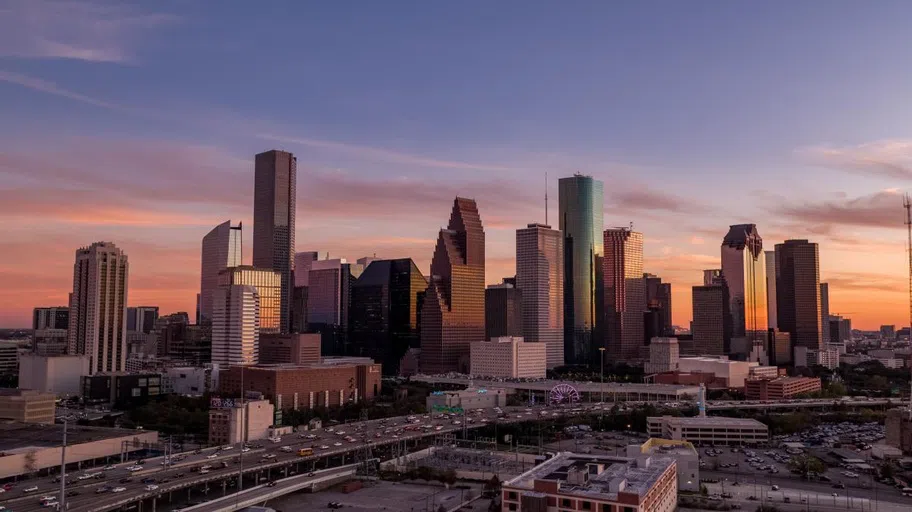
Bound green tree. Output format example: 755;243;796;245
787;455;826;480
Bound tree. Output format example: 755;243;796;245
23;450;37;474
787;455;826;480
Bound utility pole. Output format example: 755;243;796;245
59;419;68;511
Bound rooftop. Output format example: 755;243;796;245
649;415;769;428
505;452;675;501
0;422;150;453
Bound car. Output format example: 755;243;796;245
771;485;779;491
141;478;156;484
833;483;846;489
112;487;127;493
119;478;133;484
200;469;210;475
66;491;79;497
24;486;39;493
320;445;330;449
221;445;233;450
266;481;277;487
96;487;112;494
832;493;839;497
127;465;143;472
747;496;758;501
39;495;56;502
103;465;116;470
333;442;342;447
145;485;159;491
280;446;293;452
206;453;218;459
43;501;59;508
241;447;250;453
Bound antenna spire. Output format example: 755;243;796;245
545;171;549;226
904;193;912;420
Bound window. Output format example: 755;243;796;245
582;501;592;510
507;492;518;500
561;498;573;507
508;504;517;511
132;388;141;397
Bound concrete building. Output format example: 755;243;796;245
68;241;129;374
501;452;678;512
307;258;363;356
33;306;69;330
81;373;163;407
644;338;679;374
748;366;780;380
559;174;604;366
294;251;320;287
420;198;486;374
721;225;768;343
881;325;897;341
166;366;220;396
829;315;852;343
0;341;19;375
764;251;777;329
208;396;275;446
485;281;523;340
425;387;507;412
32;329;68;356
603;228;646;363
516;223;564;369
18;354;90;396
199;220;242;324
211;284;260;366
0;423;158;479
885;408;912;455
219;266;281;335
691;278;730;356
627;438;699;493
253;149;297;334
219;359;381;410
794;346;840;369
647;416;769;445
126;306;159;335
677;356;760;388
745;376;821;400
0;389;55;424
776;240;823;350
644;274;673;339
259;333;321;365
470;336;547;379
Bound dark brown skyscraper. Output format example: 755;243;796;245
253;150;296;334
419;197;485;374
485;280;522;340
692;272;731;355
775;239;822;350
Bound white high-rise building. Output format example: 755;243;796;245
200;220;242;324
68;242;129;375
469;336;547;379
212;285;260;366
516;223;564;368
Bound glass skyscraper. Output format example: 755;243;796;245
218;266;282;334
253;150;296;334
720;224;768;345
775;239;823;350
199;220;242;324
558;174;604;365
516;223;564;368
603;228;645;363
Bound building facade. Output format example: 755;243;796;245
218;266;281;334
819;283;830;348
776;240;823;350
516;223;565;368
348;258;427;375
647;416;769;445
744;376;821;400
485;282;523;340
603;228;645;363
470;336;547;379
559;174;604;366
767;329;792;366
211;285;260;366
33;307;69;330
691;280;730;356
308;258;364;356
126;306;159;335
644;274;673;338
720;225;768;348
253;150;296;334
419;198;486;374
68;241;129;374
258;333;321;365
0;389;56;424
644;338;680;374
18;354;89;397
208;397;275;446
200;220;242;324
764;251;777;329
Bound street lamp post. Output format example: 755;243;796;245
598;347;606;404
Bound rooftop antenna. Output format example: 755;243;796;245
904;193;912;419
545;171;549;226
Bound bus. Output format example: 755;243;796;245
298;448;314;457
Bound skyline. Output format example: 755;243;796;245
2;1;912;329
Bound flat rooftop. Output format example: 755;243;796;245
0;421;149;453
649;415;768;428
505;452;674;500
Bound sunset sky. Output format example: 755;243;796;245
2;1;912;329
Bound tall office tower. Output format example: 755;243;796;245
828;315;852;343
558;174;604;365
703;269;722;286
643;273;673;337
292;251;319;333
765;251;777;329
349;258;428;375
767;329;792;366
775;239;823;350
307;259;364;356
720;225;768;343
126;306;159;334
253;150;296;334
33;307;69;330
516;223;564;369
485;281;523;340
218;266;282;334
692;273;731;355
211;285;260;366
881;325;897;341
294;251;319;287
419;197;486;374
602;228;645;363
819;283;830;345
68;242;129;374
200;220;242;324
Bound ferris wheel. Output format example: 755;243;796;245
549;383;580;404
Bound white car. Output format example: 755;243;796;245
127;465;143;472
221;445;233;450
280;446;293;452
39;495;56;502
103;465;116;470
333;442;342;447
319;445;329;449
145;484;159;491
206;454;218;459
241;447;250;453
24;486;39;493
112;487;127;493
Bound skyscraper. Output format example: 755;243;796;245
819;282;830;345
294;251;319;287
764;251;777;329
292;251;319;333
68;242;129;374
720;225;768;342
419;197;486;374
603;228;645;363
485;281;523;339
218;266;282;334
349;258;428;375
558;174;604;365
643;273;673;337
253;150;296;334
33;307;69;330
775;239;823;350
516;223;564;368
307;258;363;356
211;285;259;366
691;279;730;356
127;306;159;334
200;220;242;324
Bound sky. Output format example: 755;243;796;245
2;1;912;329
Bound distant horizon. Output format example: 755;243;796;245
3;2;912;329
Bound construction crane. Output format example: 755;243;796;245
904;194;912;419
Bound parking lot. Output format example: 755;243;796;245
267;481;484;511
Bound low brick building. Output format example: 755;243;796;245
219;358;381;411
744;376;821;400
258;333;321;365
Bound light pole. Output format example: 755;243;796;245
598;347;606;404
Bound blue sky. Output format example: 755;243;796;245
2;0;912;328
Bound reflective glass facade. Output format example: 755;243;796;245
720;224;768;345
200;220;242;324
603;228;645;363
558;174;604;365
775;239;823;349
218;266;282;334
516;223;564;368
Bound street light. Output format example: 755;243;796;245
598;347;606;404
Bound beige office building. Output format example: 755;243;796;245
212;285;260;366
516;223;564;368
219;266;281;334
647;416;769;445
0;389;56;424
208;397;275;446
470;336;547;379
